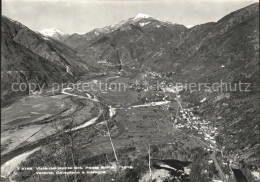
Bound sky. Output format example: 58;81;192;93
2;0;258;34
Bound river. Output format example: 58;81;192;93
1;87;107;180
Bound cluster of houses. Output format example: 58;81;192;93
175;107;218;149
144;71;162;78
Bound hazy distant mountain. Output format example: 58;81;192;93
61;13;187;72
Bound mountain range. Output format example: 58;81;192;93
2;3;258;89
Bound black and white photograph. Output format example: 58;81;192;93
1;0;259;181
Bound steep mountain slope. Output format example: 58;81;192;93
1;16;96;106
170;3;259;83
177;4;259;168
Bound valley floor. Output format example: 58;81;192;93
1;74;259;182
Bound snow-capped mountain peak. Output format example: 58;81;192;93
40;28;64;37
39;28;67;40
185;25;194;28
134;13;151;20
